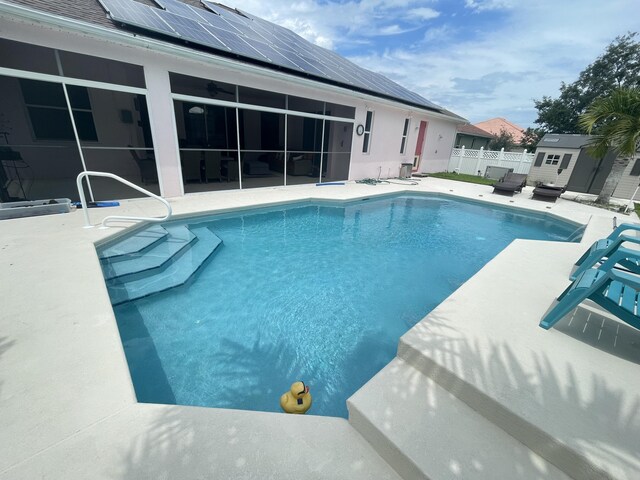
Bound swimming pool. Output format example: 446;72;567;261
101;194;582;418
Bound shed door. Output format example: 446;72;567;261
567;150;616;194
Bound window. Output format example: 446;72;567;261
400;118;410;154
362;110;374;153
545;154;560;165
20;79;97;142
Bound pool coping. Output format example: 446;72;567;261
0;178;635;479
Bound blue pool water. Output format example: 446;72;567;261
108;195;581;418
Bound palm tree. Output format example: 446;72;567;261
579;87;640;204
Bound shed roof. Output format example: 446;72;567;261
537;134;592;150
3;0;465;120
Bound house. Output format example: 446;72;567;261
454;124;493;149
474;117;524;143
0;0;465;203
529;133;640;200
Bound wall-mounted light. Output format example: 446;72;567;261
189;106;205;114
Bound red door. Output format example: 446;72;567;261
413;121;428;172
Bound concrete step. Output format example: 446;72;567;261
347;357;571;480
100;225;196;281
99;224;168;262
106;226;222;305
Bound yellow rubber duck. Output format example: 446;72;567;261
280;381;312;414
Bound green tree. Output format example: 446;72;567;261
519;127;545;152
535;33;640;133
579;87;640;204
488;129;516;151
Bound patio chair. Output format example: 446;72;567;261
128;147;158;185
492;172;527;196
181;151;203;183
531;184;566;202
572;223;640;279
540;247;640;330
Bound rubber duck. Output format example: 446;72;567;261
280;381;312;414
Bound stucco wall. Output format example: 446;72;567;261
1;14;461;196
418;117;458;173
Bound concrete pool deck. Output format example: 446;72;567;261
0;177;639;479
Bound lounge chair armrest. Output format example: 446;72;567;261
619;234;640;246
606;223;640;240
605;234;640;253
599;246;640;272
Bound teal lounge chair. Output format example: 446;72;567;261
572;223;640;279
540;247;640;330
570;234;640;280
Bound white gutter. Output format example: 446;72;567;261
0;1;465;124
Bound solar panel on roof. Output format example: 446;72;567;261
98;0;444;112
243;39;303;70
155;0;207;22
99;0;176;35
200;25;265;60
154;10;227;50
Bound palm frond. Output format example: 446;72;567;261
579;87;640;158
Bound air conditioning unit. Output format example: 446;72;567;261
399;163;413;179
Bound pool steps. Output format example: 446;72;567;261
99;224;168;261
348;357;572;480
101;225;222;305
100;225;196;281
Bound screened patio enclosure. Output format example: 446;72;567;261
171;73;355;193
1;39;356;202
0;38;156;203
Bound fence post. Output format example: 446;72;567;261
498;147;505;167
518;149;527;174
474;147;483;176
457;146;464;173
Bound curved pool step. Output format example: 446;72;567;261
106;226;222;306
101;225;196;281
99;224;168;262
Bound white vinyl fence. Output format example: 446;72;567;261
447;147;534;176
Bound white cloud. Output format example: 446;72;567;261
464;0;514;12
407;7;440;20
379;25;404;35
235;0;639;127
239;1;440;44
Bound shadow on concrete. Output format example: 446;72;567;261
0;336;16;396
555;305;640;365
398;312;640;479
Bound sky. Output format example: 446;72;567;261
235;0;639;128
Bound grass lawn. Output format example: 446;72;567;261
428;172;495;186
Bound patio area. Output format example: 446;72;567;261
0;177;638;479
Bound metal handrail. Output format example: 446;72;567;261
76;171;172;228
